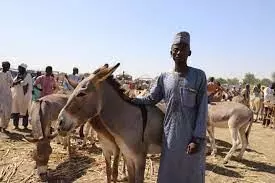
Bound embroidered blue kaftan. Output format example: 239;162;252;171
133;67;208;183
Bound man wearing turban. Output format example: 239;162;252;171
11;63;33;130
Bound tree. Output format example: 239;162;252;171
227;77;239;85
243;73;259;85
261;78;272;87
272;72;275;82
216;78;227;85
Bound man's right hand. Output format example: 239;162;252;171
13;81;20;86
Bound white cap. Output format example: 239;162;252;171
19;63;27;69
173;31;190;45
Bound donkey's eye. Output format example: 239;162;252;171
76;92;87;97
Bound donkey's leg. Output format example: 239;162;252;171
122;155;127;176
118;154;128;182
82;123;91;147
125;157;135;183
224;127;238;164
112;148;120;183
67;136;73;157
236;131;241;149
102;150;112;183
207;125;217;156
62;136;68;150
134;152;146;183
237;124;249;160
56;135;62;144
90;125;97;143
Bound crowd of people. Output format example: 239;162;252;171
0;60;274;133
0;62;84;133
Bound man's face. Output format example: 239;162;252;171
171;43;190;64
73;69;78;75
2;63;10;72
46;68;52;76
18;66;25;74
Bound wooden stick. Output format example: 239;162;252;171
0;165;11;181
1;149;10;160
7;160;24;183
6;163;16;183
22;171;34;183
0;167;4;181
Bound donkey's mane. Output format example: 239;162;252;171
105;75;137;105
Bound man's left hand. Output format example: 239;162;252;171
186;142;198;154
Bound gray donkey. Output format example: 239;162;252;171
57;63;164;183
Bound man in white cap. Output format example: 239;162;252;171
132;31;207;182
11;63;33;130
0;61;13;135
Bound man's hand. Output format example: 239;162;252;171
12;80;21;86
186;142;198;154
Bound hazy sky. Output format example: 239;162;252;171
0;0;274;79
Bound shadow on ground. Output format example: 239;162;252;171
231;157;275;174
79;144;103;155
0;131;25;141
46;155;95;183
206;162;243;178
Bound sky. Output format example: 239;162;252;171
0;0;274;80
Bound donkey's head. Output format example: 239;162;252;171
57;63;120;135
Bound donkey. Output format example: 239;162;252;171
207;102;253;164
158;100;253;164
57;63;164;183
24;94;69;178
25;93;120;183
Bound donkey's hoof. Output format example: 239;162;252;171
117;176;128;182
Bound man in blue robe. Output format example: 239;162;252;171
132;31;208;183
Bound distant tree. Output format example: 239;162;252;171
272;72;275;82
216;78;227;85
261;78;272;87
227;77;239;85
243;73;259;85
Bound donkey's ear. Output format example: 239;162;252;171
97;63;120;82
92;63;109;74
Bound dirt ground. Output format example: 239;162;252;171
0;122;274;183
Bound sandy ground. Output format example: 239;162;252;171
0;121;274;183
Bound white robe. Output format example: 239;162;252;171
11;73;33;116
0;71;13;128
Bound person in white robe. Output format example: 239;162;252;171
63;67;82;91
11;63;33;130
0;61;13;133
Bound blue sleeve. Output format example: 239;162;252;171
132;73;164;105
193;71;208;139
